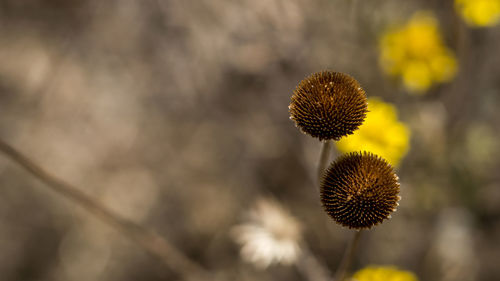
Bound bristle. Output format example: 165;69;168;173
289;71;368;141
320;151;400;229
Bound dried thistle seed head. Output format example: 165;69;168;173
320;151;400;229
289;71;368;141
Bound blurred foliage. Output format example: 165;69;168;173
0;1;499;281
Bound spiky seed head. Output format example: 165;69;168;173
320;151;400;229
289;71;368;141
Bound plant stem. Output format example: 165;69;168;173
0;138;210;281
317;140;333;186
334;230;362;281
296;245;332;281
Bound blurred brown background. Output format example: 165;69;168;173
0;0;499;280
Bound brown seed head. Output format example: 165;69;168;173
289;71;368;141
320;151;400;229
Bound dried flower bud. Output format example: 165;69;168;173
289;71;368;141
320;151;400;229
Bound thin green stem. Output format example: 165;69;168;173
0;138;210;281
334;230;362;281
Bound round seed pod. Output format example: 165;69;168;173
289;71;368;141
320;151;400;229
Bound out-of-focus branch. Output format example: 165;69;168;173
296;245;332;281
317;140;333;188
334;230;362;281
0;138;211;281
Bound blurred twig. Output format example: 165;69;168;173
0;138;211;281
333;230;362;281
296;245;332;281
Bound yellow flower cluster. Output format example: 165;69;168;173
379;12;457;93
336;98;410;167
455;0;500;27
352;266;419;281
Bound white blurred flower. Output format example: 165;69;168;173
231;197;302;269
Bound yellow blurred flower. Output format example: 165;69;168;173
352;266;419;281
336;98;410;167
455;0;500;27
379;12;457;93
